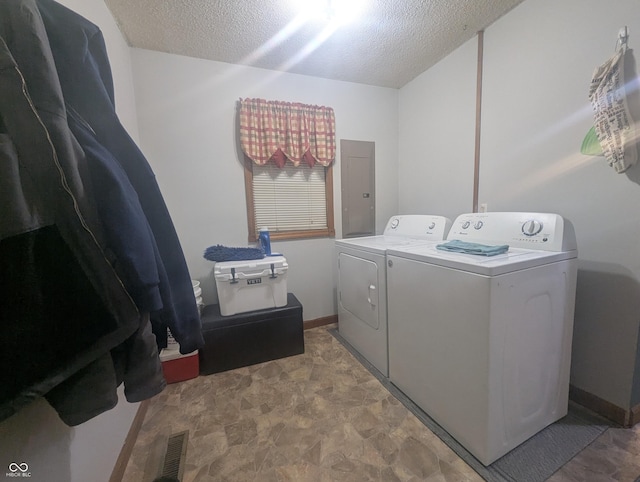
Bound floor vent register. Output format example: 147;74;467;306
154;430;188;481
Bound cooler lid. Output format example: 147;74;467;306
214;255;288;275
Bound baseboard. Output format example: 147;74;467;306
109;399;150;482
303;314;337;330
569;384;639;427
631;403;640;426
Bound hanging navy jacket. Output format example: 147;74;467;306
0;0;165;425
36;0;204;354
66;106;164;313
0;0;202;425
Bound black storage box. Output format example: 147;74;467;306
199;292;304;375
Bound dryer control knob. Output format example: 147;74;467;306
390;219;399;229
387;260;393;267
522;219;543;236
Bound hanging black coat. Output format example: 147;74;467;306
0;0;202;425
35;0;204;353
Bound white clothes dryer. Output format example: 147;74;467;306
336;215;451;376
386;212;578;465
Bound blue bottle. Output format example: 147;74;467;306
258;227;271;255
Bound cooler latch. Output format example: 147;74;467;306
230;267;238;284
269;263;277;279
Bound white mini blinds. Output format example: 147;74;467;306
252;161;328;233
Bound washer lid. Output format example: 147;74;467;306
447;212;577;252
335;214;451;254
387;244;576;276
336;234;445;255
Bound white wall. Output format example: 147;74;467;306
399;0;640;411
0;2;141;481
130;49;399;320
0;391;139;482
398;36;478;220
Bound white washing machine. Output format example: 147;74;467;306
336;215;451;376
386;212;578;465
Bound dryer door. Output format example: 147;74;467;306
338;252;380;329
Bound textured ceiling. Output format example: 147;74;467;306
103;0;524;89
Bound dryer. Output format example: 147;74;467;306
386;212;578;465
336;215;451;376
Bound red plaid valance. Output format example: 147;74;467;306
239;98;336;168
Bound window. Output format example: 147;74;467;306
245;159;335;241
239;97;336;242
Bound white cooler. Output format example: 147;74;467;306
214;256;288;316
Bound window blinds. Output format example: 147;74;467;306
252;162;327;232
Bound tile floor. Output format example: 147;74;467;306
122;326;640;482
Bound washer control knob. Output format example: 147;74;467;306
428;222;436;230
461;221;471;229
522;219;543;236
390;219;399;229
387;259;393;268
474;221;484;230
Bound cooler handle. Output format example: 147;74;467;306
214;268;287;281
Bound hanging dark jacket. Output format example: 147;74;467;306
36;0;204;354
0;0;190;425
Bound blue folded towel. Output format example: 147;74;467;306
436;239;509;256
204;245;265;262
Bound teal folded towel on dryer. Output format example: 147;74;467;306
436;239;509;256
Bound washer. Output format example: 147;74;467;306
336;215;451;376
386;212;578;465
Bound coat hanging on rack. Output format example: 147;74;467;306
0;0;203;425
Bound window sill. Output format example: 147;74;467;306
249;229;335;243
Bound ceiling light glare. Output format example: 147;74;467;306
291;0;328;20
292;0;366;25
330;0;366;26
